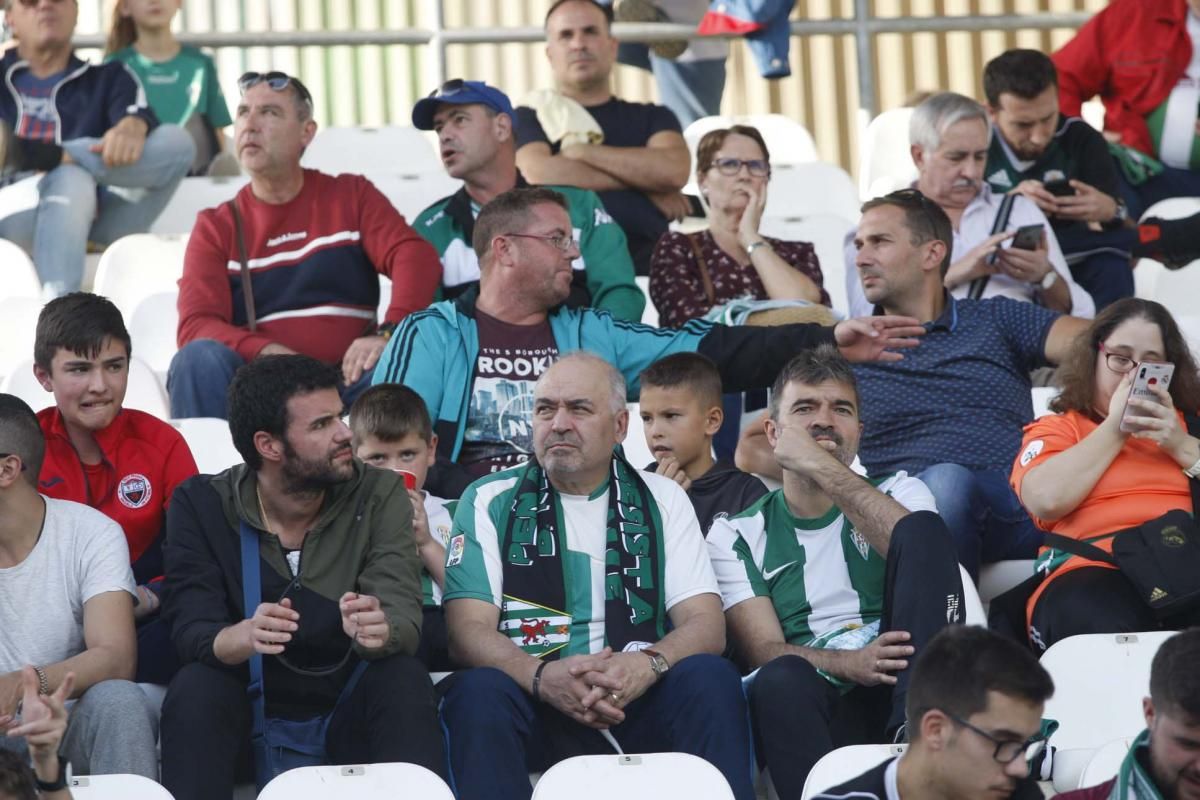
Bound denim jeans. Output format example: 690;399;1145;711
0;123;194;297
618;42;726;128
167;339;373;420
917;463;1044;581
1117;163;1200;220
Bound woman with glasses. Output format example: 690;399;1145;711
648;125;829;328
1010;298;1200;649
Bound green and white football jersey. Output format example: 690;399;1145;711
706;473;935;648
443;468;718;659
421;493;456;607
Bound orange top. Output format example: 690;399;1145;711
1010;409;1192;629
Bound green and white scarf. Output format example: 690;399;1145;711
1108;730;1164;800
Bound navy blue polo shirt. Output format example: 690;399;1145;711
853;295;1059;475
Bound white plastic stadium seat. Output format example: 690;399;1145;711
959;565;986;625
978;560;1036;604
0;296;43;383
170;418;243;474
258;762;453;800
302;126;441;176
1031;386;1059;419
68;773;174;799
759;212;856;316
1076;737;1134;790
150;176;249;236
128;292;180;381
0;357;168;419
1134;197;1200;309
623;403;655;472
634;276;658;328
801;744;905;799
0;237;43;299
762;162;860;223
532;753;735;800
371;169;463;225
1175;315;1200;356
93;234;189;322
859;108;917;200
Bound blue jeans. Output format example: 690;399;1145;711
0;124;194;297
1118;163;1200;220
618;43;726;128
167;339;372;420
1054;224;1135;311
440;654;755;800
917;463;1044;581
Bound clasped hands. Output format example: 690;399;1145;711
534;647;657;730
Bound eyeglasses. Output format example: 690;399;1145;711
503;232;578;253
237;71;314;110
427;78;466;98
0;453;26;472
941;711;1049;766
710;157;770;177
1098;343;1140;374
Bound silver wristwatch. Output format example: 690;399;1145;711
1038;269;1059;291
643;648;670;679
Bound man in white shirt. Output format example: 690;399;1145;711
846;92;1095;319
0;394;155;779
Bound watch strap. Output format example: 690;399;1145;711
35;755;69;791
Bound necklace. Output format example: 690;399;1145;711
256;487;275;536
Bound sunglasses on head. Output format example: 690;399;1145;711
427;78;467;99
237;71;314;109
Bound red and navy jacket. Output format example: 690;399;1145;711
0;50;158;143
37;408;198;585
177;170;442;365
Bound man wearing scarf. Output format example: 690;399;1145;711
438;352;754;800
1056;628;1200;800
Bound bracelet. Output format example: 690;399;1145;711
1184;453;1200;479
746;240;770;257
35;755;69;792
33;665;49;696
531;661;547;701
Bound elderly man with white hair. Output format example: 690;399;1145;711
845;92;1094;319
436;351;755;800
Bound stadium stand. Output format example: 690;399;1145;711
257;763;454;800
92;234;189;322
1075;737;1134;791
1;238;44;299
129;293;181;381
760;162;860;222
150;177;250;236
532;753;736;800
300;125;442;176
169;417;243;474
800;744;905;800
857;108;917;200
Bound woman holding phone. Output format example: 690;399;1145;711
1010;298;1200;649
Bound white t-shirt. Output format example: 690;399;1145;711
0;497;136;672
1158;11;1200;168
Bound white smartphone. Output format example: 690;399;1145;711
1119;361;1175;433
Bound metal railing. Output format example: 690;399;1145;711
72;7;1092;121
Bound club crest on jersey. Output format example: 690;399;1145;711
117;474;152;509
850;527;870;560
500;595;571;658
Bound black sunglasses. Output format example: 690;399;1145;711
237;71;314;109
427;78;467;99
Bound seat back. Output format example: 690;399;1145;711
801;744;905;799
859;108;917;200
68;774;174;799
532;753;735;800
1077;738;1134;790
959;564;987;625
370;169;463;223
1;357;169;419
129;292;180;381
170;417;243;474
257;763;454;800
1134;197;1200;308
302;126;441;176
150;176;249;235
0;296;43;384
93;234;189;322
0;238;42;299
759;212;856;316
762;162;860;222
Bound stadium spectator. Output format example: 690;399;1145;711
159;355;445;800
811;626;1052;800
106;0;234;175
742;189;1090;579
0;393;156;779
0;667;75;800
984;49;1135;311
845;92;1094;319
637;352;767;535
411;79;644;321
708;346;963;796
1055;628;1200;799
438;352;755;800
168;70;440;420
0;0;194;298
1011;298;1200;650
515;0;691;275
32;293;198;685
349;383;456;671
649;125;829;328
371;186;924;494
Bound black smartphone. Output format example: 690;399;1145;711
1011;224;1044;251
1043;179;1076;197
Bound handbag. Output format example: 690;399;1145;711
239;522;367;791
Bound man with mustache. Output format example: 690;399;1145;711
158;355;446;800
169;70;441;420
439;352;754;800
845;92;1094;319
1055;628;1200;800
708;345;964;797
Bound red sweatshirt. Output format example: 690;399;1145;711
1053;0;1191;159
177;169;441;364
37;408;198;583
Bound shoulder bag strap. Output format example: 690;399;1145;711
230;199;257;332
686;232;717;307
239;522;267;739
968;193;1017;301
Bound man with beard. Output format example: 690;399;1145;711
158;355;446;800
845;92;1094;319
1055;628;1200;800
707;346;965;797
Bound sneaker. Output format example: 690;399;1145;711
1135;212;1200;270
613;0;689;60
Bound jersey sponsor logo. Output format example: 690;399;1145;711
266;231;307;247
446;534;466;567
117;473;152;509
594;207;614;226
1042;169;1067;183
850;528;871;560
762;560;797;580
39;476;64;489
1019;439;1044;467
500;595;571;658
987;169;1012;188
946;593;961;623
423;209;445;227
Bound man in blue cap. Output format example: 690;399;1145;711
411;79;644;322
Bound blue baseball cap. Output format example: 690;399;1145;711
412;80;515;130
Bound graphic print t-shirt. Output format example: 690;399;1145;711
459;310;558;477
13;69;66;142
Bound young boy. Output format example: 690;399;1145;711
349;383;455;670
33;292;198;684
638;353;767;535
